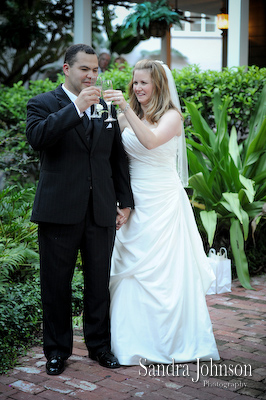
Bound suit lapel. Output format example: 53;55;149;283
55;85;71;108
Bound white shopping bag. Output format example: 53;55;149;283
216;247;231;294
207;247;231;294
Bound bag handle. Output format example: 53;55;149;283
219;247;228;258
209;248;216;256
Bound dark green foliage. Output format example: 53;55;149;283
0;76;64;184
0;278;42;374
0;0;73;86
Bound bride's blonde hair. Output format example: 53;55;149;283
128;59;180;124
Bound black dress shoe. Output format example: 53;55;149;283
91;350;120;369
46;356;65;375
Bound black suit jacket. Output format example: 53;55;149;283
26;85;134;226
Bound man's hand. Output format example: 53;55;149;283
116;207;131;230
75;86;101;113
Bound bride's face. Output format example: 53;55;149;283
133;69;153;106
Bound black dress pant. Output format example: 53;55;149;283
38;197;116;360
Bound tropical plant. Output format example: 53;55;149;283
110;0;181;54
185;86;266;289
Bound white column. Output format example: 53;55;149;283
227;0;249;67
74;0;92;45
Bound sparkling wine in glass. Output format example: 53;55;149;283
91;76;103;119
102;80;116;122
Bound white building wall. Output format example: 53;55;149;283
171;36;222;70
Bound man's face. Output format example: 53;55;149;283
63;52;99;96
99;54;110;71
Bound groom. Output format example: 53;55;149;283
26;44;134;375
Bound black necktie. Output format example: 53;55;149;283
82;112;93;148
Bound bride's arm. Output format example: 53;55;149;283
105;90;182;150
121;107;182;149
117;113;129;132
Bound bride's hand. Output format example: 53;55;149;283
103;90;128;111
116;206;131;230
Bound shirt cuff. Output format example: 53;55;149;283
74;102;84;117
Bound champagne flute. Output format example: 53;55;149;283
102;79;116;122
91;76;103;119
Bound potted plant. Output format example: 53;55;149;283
123;0;182;38
110;0;181;54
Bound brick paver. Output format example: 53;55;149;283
0;274;265;400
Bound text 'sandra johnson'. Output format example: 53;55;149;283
139;358;252;382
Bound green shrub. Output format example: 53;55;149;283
0;278;42;374
173;65;266;139
1;65;266;186
0;76;64;184
100;64;132;96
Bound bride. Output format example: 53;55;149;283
105;59;220;365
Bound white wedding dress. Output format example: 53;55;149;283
110;127;220;365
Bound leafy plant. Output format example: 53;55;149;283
185;86;266;289
0;185;39;294
110;0;181;54
124;0;181;35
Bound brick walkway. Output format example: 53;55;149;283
0;274;265;400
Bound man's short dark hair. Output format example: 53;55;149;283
64;44;97;66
